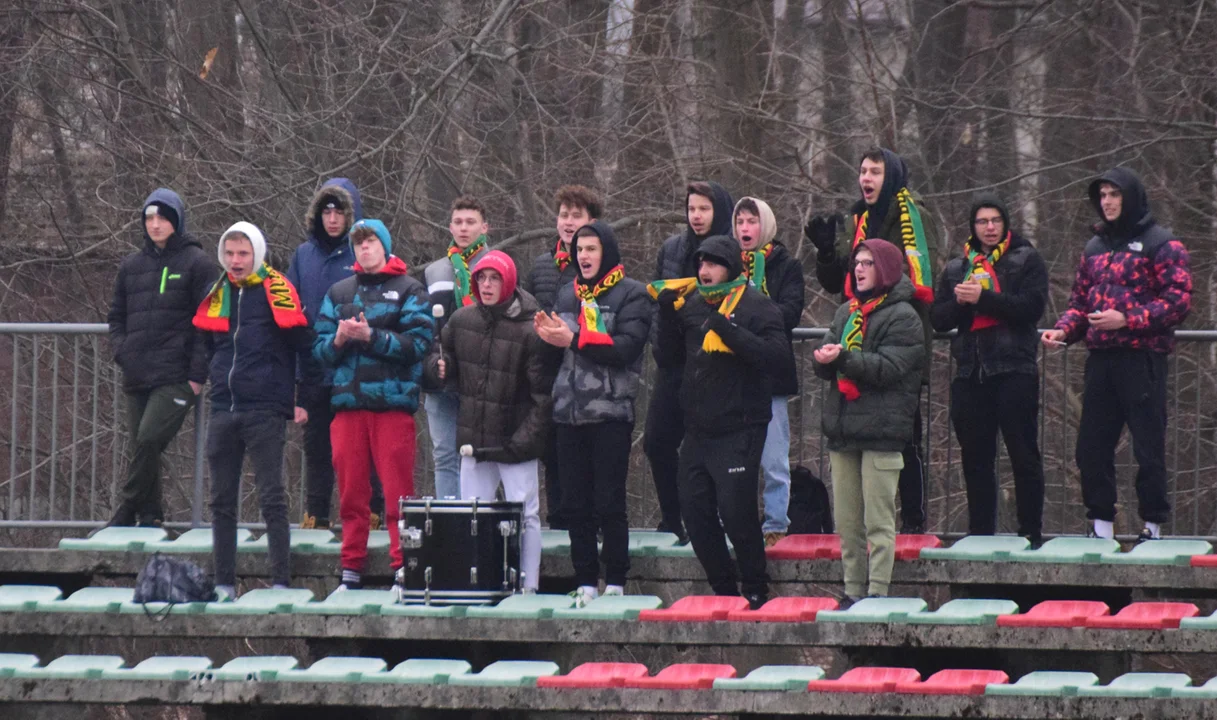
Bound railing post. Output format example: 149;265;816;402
192;400;206;528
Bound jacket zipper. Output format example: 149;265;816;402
228;287;244;411
159;266;168;294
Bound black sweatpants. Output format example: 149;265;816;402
542;423;566;528
302;392;383;521
1076;349;1170;524
557;421;632;587
951;373;1045;536
898;403;926;531
643;367;685;533
678;426;769;598
111;382;196;526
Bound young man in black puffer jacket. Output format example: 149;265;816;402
931;192;1048;545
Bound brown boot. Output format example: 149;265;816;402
369;513;382;531
764;532;786;548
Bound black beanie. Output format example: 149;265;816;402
145;202;180;235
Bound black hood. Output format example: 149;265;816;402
574;220;622;287
686;181;735;241
1088;167;1154;241
141;188;198;253
853;147;909;226
695;235;744;281
967;190;1011;247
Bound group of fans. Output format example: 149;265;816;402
104;148;1192;609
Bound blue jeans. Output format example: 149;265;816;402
424;391;460;499
761;396;791;533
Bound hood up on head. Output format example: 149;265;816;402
686;181;735;240
305;177;363;245
859;147;909;225
853;238;905;296
471;250;518;306
968;191;1010;247
574;220;623;287
142;188;188;245
218;221;267;272
1088;167;1153;240
732;197;777;248
695;235;745;281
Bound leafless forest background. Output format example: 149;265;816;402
3;0;1217;538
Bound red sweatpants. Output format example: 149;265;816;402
331;409;416;572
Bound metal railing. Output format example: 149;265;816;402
3;323;1217;538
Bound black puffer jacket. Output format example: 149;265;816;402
931;194;1047;380
108;189;219;393
654;236;792;436
424;289;555;464
524;237;579;312
758;242;805;396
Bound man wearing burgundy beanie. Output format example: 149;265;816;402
425;250;554;593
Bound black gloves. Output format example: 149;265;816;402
656;289;681;315
804;213;843;257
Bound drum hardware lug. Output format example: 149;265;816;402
424;567;432;605
424;498;433;535
471;498;479;535
509;568;519;591
408;558;418;571
470;567;478;586
498;520;518;537
402;526;423;549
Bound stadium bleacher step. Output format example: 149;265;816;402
101;656;213;680
59;527;167;552
0;654;40;677
918;535;1030;561
1006;537;1120;563
465;593;574;619
1075;672;1193;698
38;587;133;613
549;594;663;620
365;659;472;684
278;657;388;682
815;597;929;624
241;529;338;554
1099;539;1213;565
205;656;300;681
905;599;1019;625
13;655;125;679
0;584;61;611
144;528;251;553
292;589;396;615
203;588;313;615
984;670;1100;696
713;665;826;691
445;660;560;687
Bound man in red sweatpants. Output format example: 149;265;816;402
312;219;435;589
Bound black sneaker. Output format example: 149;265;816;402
745;593;769;611
900;523;925;535
1022;533;1044;550
837;595;863;611
1135;529;1158;544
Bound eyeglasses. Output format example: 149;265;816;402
853;259;875;269
974;218;1003;227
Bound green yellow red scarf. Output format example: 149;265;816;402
963;231;1009;331
741;242;773;296
193;264;307;332
647;276;746;354
448;235;487;307
836;292;888;401
575;264;624;348
553;238;571;272
851;188;933;304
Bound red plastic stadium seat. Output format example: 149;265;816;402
536;662;649;689
638;596;749;622
895;534;943;560
1084;602;1199;629
622;663;736;689
995;600;1110;628
766;534;841;560
807;667;921;693
1191;555;1217;567
898;669;1009;695
726;596;839;622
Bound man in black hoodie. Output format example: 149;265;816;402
653;235;791;609
931;193;1048;545
1043;167;1191;541
645;181;734;542
106;188;218;528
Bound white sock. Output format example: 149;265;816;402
1093;519;1114;539
1144;522;1161;539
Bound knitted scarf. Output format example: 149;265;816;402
447;235;487;307
963;231;1009;331
741;242;774;296
836;292;888;401
851;188;933;304
553;238;571;272
575;264;624;348
648;276;746;354
193;264;307;333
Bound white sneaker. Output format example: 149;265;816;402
521;587;538;595
602;585;625;597
569;585;599;608
214;585;236;602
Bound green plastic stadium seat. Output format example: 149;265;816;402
39;587;134;613
365;659;473;685
59;527;167;552
551;594;664;620
713;665;826;691
627;531;679;556
906;599;1020;625
466;594;574;619
1100;539;1213;566
279;657;388;682
292;589;396;615
1006;537;1120;563
984;671;1100;697
0;654;40;678
0;585;62;611
118;598;210;615
447;660;560;687
1179;608;1217;630
378;602;467;618
203;588;313;615
147;528;250;553
14;655;125;679
815;597;929;624
103;656;213;680
1076;672;1192;698
242;529;338;554
1171;676;1217;699
207;656;300;681
918;535;1029;561
541;529;570;554
366;530;391;550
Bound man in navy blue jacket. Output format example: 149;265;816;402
287;178;383;529
196;222;314;599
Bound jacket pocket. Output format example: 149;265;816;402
870;451;905;473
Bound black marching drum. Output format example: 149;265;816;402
393;497;523;605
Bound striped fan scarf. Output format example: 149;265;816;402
741;242;774;296
575;264;625;348
647;276;746;353
963;231;1010;331
448;235;487;307
850;188;933;304
553;238;571;272
835;292;888;401
193;264;307;332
